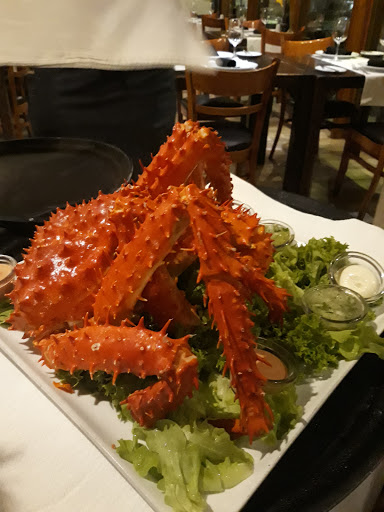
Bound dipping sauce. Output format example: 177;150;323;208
0;255;17;298
329;251;384;304
260;220;295;249
337;264;380;299
256;349;288;381
302;284;367;330
0;263;12;282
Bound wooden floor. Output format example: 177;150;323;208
254;106;383;224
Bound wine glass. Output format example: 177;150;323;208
260;7;269;27
227;18;244;58
379;24;384;50
332;17;350;61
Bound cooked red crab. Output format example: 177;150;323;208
9;121;289;442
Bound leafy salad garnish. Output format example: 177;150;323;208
0;298;13;327
2;236;384;512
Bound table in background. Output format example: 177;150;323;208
251;54;365;196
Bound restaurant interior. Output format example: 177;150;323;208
0;2;384;512
0;0;383;226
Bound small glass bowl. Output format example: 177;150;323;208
231;200;255;215
255;338;298;394
329;251;384;305
259;219;295;250
302;284;368;331
0;254;17;299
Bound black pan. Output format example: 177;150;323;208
0;138;133;230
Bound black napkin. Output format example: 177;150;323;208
324;46;352;55
218;57;236;67
367;56;384;67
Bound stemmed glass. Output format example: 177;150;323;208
380;24;384;50
228;18;244;58
332;17;350;61
260;7;269;27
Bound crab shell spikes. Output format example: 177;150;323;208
37;321;199;427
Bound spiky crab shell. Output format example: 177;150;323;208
38;320;199;427
9;192;120;338
137;121;233;203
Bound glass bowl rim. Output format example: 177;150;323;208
328;250;384;303
0;254;17;287
259;219;295;248
302;284;368;325
256;337;298;385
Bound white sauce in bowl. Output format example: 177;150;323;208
338;264;380;299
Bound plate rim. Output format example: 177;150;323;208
315;50;359;59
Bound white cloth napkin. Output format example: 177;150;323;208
0;0;210;69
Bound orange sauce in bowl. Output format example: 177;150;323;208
256;349;288;381
0;263;13;282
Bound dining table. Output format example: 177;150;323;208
1;174;384;512
245;53;366;196
175;52;366;197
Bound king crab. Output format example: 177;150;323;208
8;121;288;442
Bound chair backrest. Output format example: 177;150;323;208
261;27;305;53
242;19;265;31
6;66;32;138
204;37;230;52
201;14;226;33
186;59;279;162
282;36;333;57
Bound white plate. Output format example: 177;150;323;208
237;50;262;57
1;175;384;512
217;51;234;59
207;56;258;71
360;51;384;58
315;50;359;59
362;65;384;73
315;64;346;73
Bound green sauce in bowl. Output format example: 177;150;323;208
302;285;367;330
260;220;295;249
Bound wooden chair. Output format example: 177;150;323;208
242;19;264;31
201;14;226;36
269;36;358;160
204;36;229;52
281;36;333;57
0;67;14;138
333;124;384;220
261;27;304;53
176;38;230;123
186;59;280;183
6;66;32;139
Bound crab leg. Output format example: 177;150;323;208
37;319;199;427
137;122;233;203
182;184;287;441
141;265;200;329
93;188;189;324
207;279;273;441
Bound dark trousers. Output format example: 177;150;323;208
28;68;176;180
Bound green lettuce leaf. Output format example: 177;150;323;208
116;420;253;512
170;373;240;425
0;298;13;328
329;313;384;360
263;384;303;445
267;237;348;304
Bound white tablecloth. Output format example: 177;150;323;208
313;55;384;107
1;175;384;512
